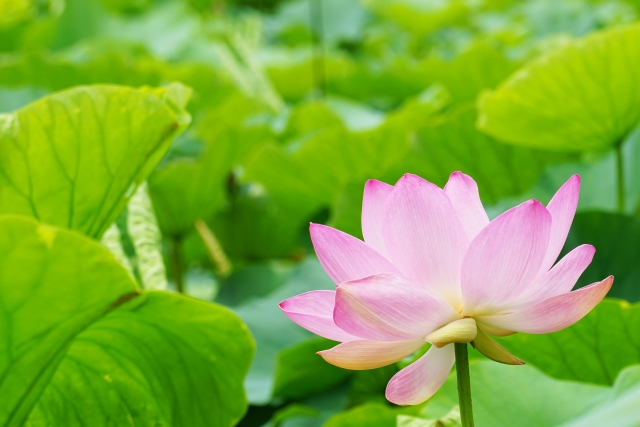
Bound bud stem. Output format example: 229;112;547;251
454;343;475;427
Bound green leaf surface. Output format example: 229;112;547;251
559;365;640;427
398;407;461;427
324;402;420;427
563;212;640;301
0;216;253;427
478;24;640;151
272;337;351;400
348;365;399;406
326;362;626;427
497;299;640;386
424;362;611;427
0;84;189;239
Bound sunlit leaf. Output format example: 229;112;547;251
478;24;640;151
324;402;420;427
0;84;190;239
0;216;254;427
424;362;613;427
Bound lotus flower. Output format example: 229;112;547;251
279;173;612;406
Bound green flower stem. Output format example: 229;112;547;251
455;343;475;427
194;219;232;279
616;141;625;214
170;237;184;293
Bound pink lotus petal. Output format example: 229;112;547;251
461;199;552;315
383;174;469;308
539;175;580;274
280;290;359;342
477;276;613;334
311;223;400;284
385;344;455;406
318;338;424;370
515;244;595;307
334;274;460;341
444;171;490;240
362;179;394;257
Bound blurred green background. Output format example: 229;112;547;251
2;0;640;426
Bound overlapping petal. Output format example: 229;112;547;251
514;244;595;307
334;274;460;341
461;200;552;315
383;174;469;308
385;344;455;406
362;179;394;257
539;175;581;275
478;276;613;334
444;172;490;240
318;339;424;370
310;223;400;284
279;290;358;342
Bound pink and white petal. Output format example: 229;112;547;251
514;244;595;307
383;174;469;308
444;171;490;240
318;338;424;370
334;274;460;341
477;276;613;334
362;179;394;257
280;290;359;342
461;200;552;316
385;344;455;406
539;175;580;274
311;223;401;284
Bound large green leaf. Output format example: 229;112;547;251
0;216;254;427
319;346;640;427
323;362;622;427
559;365;640;427
497;299;640;386
0;84;190;239
478;24;640;151
324;402;421;427
423;362;620;427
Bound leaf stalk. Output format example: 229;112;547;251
170;237;184;293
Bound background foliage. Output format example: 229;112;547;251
1;0;640;426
